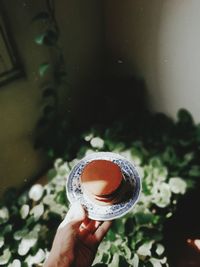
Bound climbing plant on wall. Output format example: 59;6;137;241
32;0;72;159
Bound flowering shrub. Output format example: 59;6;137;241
0;109;200;266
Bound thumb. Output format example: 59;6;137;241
58;201;86;230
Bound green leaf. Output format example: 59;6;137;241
42;88;56;98
32;12;50;22
44;30;58;45
112;219;125;235
186;179;195;189
43;105;55;116
47;169;57;181
188;165;200;177
125;217;135;235
109;254;119;267
39;63;50;76
56;191;67;205
2;224;12;235
47;149;54;158
119;256;130;267
35;30;58;46
35;33;47;45
177;108;193;125
105;229;115;242
37;117;48;128
135;212;159;226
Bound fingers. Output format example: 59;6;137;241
79;219;102;237
58;201;86;230
93;221;112;244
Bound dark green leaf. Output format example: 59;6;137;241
43;105;55;116
186;179;196;189
125;217;135;235
177;108;193;125
47;149;54;158
35;33;47;45
32;12;50;22
37;117;48;128
2;187;17;206
39;63;50;77
44;30;58;46
42;88;56;98
56;191;67;205
26;216;35;227
35;30;58;46
188;165;200;177
119;256;130;267
105;229;115;241
2;224;12;235
47;169;57;181
135;212;160;226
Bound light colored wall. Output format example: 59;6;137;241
104;0;200;122
0;0;104;194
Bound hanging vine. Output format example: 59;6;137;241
32;0;70;159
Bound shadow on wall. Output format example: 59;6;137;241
104;0;165;111
104;0;200;122
70;75;148;130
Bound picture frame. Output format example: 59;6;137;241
0;11;23;86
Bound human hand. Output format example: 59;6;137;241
44;202;112;267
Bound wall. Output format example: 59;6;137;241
104;0;200;122
0;0;104;194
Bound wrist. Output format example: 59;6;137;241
43;255;72;267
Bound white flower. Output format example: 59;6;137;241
169;177;187;194
43;194;67;215
137;166;144;179
120;150;133;163
149;258;162;267
54;158;63;170
54;159;70;176
29;184;44;201
0;237;4;249
156;244;165;255
152;183;171;208
57;164;70;176
84;133;93;141
18;230;38;256
131;153;142;166
8;259;21;267
120;150;141;165
160;257;167;264
0;207;9;224
50;203;67;216
30;203;44;220
132;253;139;267
20;205;29;219
69;158;79;168
33;224;42;233
51;175;66;192
25;249;46;266
109;254;119;266
0;248;11;265
137;241;154;257
43;194;55;206
90;137;104;149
